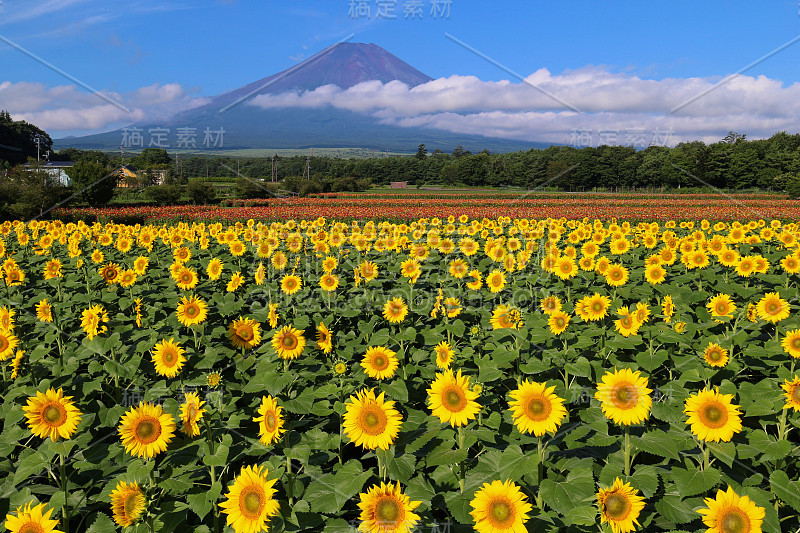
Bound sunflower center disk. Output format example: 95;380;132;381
701;403;728;428
444;388;465;411
604;493;631;520
281;335;296;349
373;356;387;370
526;397;551;421
266;413;277;431
361;407;387;436
612;384;638;409
135;418;161;444
792;386;800;404
241;488;264;518
164;350;176;364
720;508;748;533
43;404;65;425
186;306;198;317
124;493;141;517
238;328;252;341
489;499;514;526
376;498;401;523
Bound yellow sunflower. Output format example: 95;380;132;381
470;479;533;533
226;271;244;292
594;368;652;426
219;465;280;533
99;262;121;285
271;325;305;359
280;274;302;295
253;395;285;446
254;262;266;286
229;317;262;350
781;329;800;358
582;293;612;321
316;322;333;354
359;260;379;282
707;293;736;320
176;294;208;326
109;481;146;527
508;380;567;436
0;327;19;360
644;263;666;284
4;501;62;533
118;401;176;459
605;263;629;287
80;304;108;340
597;478;645;533
547;310;570;335
23;387;82;441
179;392;206;437
319;273;340;292
553;256;578;280
361;346;399;380
684;389;742;442
343;388;403;450
427;369;481;427
433;341;455;369
702;343;729;367
357;481;421;533
486;269;506;293
0;306;15;331
443;297;462;318
151;338;186;378
613;307;641;338
118;269;137;288
174;266;199;290
781;376;800;411
207;258;223;280
540;296;562;315
756;292;790;323
697;486;765;533
267;303;279;329
490;304;524;330
383;297;409;324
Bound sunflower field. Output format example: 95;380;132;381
1;216;800;533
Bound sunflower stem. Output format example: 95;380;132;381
623;426;631;477
536;436;545;510
458;427;465;494
60;452;70;533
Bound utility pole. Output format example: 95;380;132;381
271;155;276;183
35;136;41;161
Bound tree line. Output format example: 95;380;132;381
164;132;800;192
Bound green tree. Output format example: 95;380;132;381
416;143;428;160
0;110;52;166
66;160;116;206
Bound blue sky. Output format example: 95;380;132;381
1;0;799;143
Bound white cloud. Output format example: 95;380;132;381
248;67;800;146
0;81;209;134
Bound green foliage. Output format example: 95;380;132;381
0;164;71;220
66;160;116;206
784;173;800;198
234;177;275;199
186;181;216;205
144;185;183;205
0;110;53;166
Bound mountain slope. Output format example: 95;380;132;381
58;43;542;153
